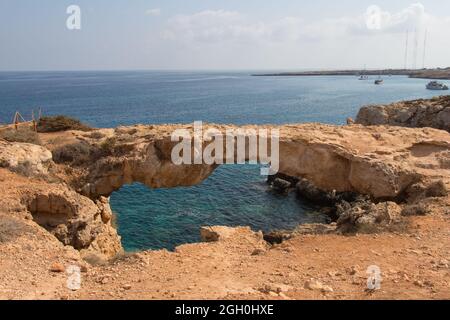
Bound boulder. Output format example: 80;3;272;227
0;141;52;176
200;226;264;244
271;178;292;193
337;200;402;233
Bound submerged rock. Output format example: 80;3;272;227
271;178;292;194
296;178;335;205
296;178;358;206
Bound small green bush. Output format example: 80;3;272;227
37;115;92;133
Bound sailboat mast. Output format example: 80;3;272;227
422;28;428;69
413;28;419;70
404;30;409;70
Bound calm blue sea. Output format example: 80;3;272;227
0;71;441;251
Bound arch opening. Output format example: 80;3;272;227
110;164;329;252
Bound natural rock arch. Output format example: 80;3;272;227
61;123;449;201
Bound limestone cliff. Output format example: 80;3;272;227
356;96;450;132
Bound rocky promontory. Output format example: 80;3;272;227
356;96;450;132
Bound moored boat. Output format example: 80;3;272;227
426;81;448;90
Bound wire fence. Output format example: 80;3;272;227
0;109;42;132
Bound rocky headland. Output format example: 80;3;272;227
0;97;449;300
356;95;450;132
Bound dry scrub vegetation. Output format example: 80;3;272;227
0;127;41;145
37;116;92;133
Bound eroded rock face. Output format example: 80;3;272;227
356;96;450;132
43;123;450;202
0;168;122;260
25;190;122;258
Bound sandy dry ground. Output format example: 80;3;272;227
72;214;450;300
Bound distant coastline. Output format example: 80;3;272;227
253;67;450;80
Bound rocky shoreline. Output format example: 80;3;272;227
267;173;447;241
0;97;449;300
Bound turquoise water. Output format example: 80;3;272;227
0;71;442;251
110;166;324;251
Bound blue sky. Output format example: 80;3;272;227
1;0;450;70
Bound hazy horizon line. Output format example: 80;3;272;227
1;66;448;73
